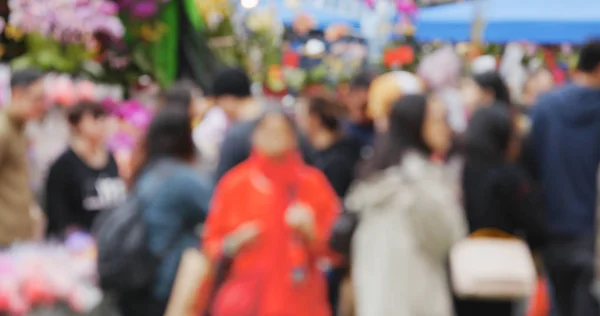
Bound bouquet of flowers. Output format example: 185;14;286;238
196;0;244;66
0;235;103;316
6;0;124;73
240;8;284;90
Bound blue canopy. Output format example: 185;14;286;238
415;0;600;43
257;0;361;30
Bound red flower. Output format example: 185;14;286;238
384;46;414;68
283;50;300;68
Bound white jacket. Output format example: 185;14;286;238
346;153;466;316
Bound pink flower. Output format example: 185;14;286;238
131;1;158;19
396;0;418;15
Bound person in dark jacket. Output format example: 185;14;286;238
295;94;362;315
121;107;212;316
457;105;547;316
524;39;600;316
295;95;362;197
341;71;376;148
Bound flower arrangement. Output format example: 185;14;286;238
0;236;101;315
196;0;244;66
95;0;172;87
6;0;125;73
240;8;284;90
7;0;124;44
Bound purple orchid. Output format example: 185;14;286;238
131;1;158;19
115;0;169;20
8;0;125;44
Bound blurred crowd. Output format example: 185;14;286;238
1;39;600;316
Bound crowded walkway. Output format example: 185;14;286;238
1;31;600;316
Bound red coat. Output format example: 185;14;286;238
203;150;340;316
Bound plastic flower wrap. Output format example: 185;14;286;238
417;46;461;90
8;0;124;44
240;8;284;89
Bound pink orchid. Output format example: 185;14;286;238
396;0;418;15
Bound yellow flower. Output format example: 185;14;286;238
140;24;156;41
5;24;24;40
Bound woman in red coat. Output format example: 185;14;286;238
203;110;340;316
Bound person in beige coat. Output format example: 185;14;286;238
346;94;466;316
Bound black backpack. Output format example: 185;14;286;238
94;168;176;293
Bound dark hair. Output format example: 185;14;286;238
349;70;376;90
67;102;106;126
359;94;431;178
211;67;251;98
131;107;196;185
159;80;202;110
10;68;44;89
473;71;511;105
577;39;600;73
465;106;513;164
306;95;345;132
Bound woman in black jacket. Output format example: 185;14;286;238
295;95;362;197
456;105;547;316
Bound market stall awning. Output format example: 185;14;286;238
415;0;600;43
258;0;361;30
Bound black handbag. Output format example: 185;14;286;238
329;211;359;258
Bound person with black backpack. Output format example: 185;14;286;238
95;107;212;316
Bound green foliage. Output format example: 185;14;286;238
11;34;94;73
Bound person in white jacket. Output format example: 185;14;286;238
346;94;466;316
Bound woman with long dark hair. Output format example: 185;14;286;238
295;95;362;197
461;71;512;115
121;107;212;316
347;94;466;316
456;106;546;316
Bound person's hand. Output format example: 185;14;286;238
285;202;315;241
223;222;261;257
30;204;46;241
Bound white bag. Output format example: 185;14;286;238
450;237;536;300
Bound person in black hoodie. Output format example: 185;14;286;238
295;94;362;315
524;40;600;316
295;95;362;197
456;105;547;316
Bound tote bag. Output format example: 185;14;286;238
450;228;536;300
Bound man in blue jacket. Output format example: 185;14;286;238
525;39;600;316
